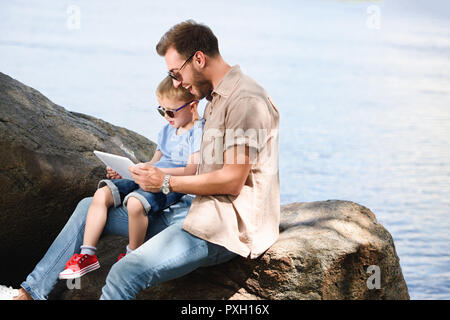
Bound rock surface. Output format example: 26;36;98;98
58;200;409;300
0;72;156;286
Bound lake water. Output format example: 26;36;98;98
1;0;449;300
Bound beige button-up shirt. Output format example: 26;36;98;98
182;65;280;259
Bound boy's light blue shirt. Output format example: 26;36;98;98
153;118;205;169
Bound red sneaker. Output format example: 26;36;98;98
117;253;126;261
59;253;100;279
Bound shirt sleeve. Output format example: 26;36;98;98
223;96;272;153
155;127;164;151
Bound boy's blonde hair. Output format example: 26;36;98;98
156;76;195;102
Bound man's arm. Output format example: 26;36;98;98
170;146;251;195
129;146;252;196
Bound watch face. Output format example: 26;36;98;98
162;186;170;194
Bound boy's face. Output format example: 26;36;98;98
157;95;195;129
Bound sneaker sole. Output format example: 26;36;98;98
58;261;100;280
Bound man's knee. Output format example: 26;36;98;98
102;255;149;299
72;197;93;219
105;260;125;285
77;196;93;208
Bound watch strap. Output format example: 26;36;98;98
161;174;171;192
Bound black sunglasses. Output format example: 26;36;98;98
167;52;196;82
157;100;199;118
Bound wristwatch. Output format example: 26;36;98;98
161;174;171;195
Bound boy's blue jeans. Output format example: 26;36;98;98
20;195;237;300
99;178;184;215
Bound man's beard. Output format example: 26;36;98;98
191;69;212;100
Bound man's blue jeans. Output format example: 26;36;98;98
20;195;237;300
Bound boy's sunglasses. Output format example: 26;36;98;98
157;100;199;118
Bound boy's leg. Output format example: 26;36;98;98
57;185;118;279
125;197;148;251
90;178;141;251
82;186;114;247
122;188;182;251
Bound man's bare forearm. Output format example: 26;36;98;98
170;164;251;196
155;163;198;176
170;171;231;195
158;167;186;176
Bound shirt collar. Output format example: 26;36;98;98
211;65;242;99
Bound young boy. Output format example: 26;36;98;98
58;76;204;279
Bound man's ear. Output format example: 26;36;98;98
194;51;206;68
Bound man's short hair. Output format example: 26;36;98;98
156;20;220;59
156;75;195;102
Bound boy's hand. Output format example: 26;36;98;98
106;167;122;179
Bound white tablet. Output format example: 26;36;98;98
93;150;136;180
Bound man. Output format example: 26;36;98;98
3;20;279;300
131;19;280;258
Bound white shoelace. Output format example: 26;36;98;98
0;285;19;300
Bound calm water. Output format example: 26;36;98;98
1;0;449;299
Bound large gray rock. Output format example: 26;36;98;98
58;200;409;300
0;72;156;286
